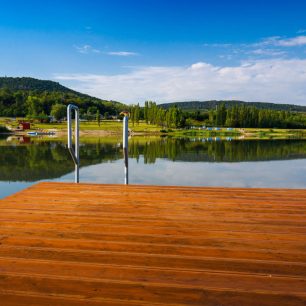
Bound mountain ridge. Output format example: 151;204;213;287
1;77;306;113
0;77;126;117
158;100;306;112
0;76;122;104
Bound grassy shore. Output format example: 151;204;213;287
242;128;306;139
0;118;161;135
174;127;306;139
1;117;306;139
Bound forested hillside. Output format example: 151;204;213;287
0;77;126;118
0;77;81;94
1;77;306;129
159;100;306;112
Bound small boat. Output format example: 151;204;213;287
27;131;38;136
27;131;55;136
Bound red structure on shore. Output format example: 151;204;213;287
18;122;31;130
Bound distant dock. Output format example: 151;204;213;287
0;182;305;305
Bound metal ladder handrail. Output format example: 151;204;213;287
67;104;79;183
67;106;129;184
123;115;129;185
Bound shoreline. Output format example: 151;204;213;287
1;127;306;139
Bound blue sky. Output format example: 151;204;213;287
1;0;306;104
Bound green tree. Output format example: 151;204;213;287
135;103;140;125
144;101;149;123
215;103;226;126
96;110;101;126
51;104;66;121
26;96;43;117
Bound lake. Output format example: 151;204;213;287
1;135;306;198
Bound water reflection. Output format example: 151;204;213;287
0;138;121;181
0;136;306;183
131;137;306;163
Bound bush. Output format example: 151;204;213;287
0;125;9;133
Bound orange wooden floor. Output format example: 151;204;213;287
0;182;305;305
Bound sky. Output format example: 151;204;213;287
1;0;306;105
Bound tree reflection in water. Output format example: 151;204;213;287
1;136;306;182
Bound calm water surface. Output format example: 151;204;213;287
1;135;306;198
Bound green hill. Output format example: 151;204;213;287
159;100;306;112
0;77;80;94
0;77;126;117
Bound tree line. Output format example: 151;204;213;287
128;102;306;129
1;85;305;129
210;104;306;128
159;100;306;112
129;101;185;128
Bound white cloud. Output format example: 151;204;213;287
74;46;138;56
54;59;306;105
202;35;306;59
189;62;215;70
260;35;306;47
276;36;306;47
107;51;139;56
74;45;100;54
297;29;306;34
249;48;286;56
219;54;234;60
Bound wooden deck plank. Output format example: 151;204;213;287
0;182;306;306
0;249;305;278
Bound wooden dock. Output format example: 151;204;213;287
0;182;305;305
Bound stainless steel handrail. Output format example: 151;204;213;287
67;104;80;183
123;115;129;185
